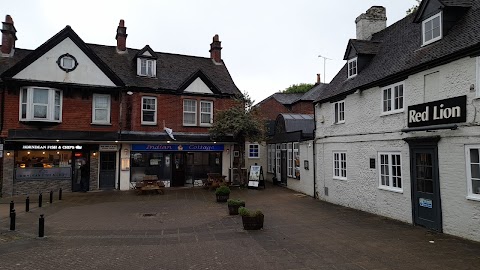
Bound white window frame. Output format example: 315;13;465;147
347;57;358;78
141;96;157;125
381;82;405;115
19;87;62;123
267;144;273;173
422;12;442;46
465;145;480;201
248;144;260;159
200;100;213;126
183;99;197;126
276;144;281;174
60;56;75;70
92;94;111;124
333;100;345;124
287;143;293;177
378;152;403;193
293;142;299;179
333;151;347;180
137;58;156;77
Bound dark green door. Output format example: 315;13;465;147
99;152;116;190
411;146;442;232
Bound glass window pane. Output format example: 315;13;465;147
21;104;27;119
472;180;480;194
95;96;108;108
54;105;60;120
471;164;480;179
34;105;47;118
95;109;107;121
33;89;49;104
470;149;479;163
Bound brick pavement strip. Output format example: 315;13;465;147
0;186;480;270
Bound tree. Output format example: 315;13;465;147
282;83;314;94
406;0;421;15
209;92;265;186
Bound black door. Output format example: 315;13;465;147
281;150;287;185
410;145;442;232
172;153;185;187
72;151;89;192
99;152;116;190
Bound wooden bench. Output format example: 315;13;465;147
135;175;165;195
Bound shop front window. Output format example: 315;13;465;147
15;150;72;180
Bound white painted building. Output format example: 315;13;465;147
314;1;480;242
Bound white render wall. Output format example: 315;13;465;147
287;141;315;197
245;142;267;178
315;56;480;241
14;37;116;87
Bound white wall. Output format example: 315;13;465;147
287;141;315;197
14;37;116;87
245;142;267;178
315;56;480;241
183;78;213;94
119;144;131;191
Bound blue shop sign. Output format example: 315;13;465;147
132;144;224;152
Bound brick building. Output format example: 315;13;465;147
313;1;480;242
0;16;241;195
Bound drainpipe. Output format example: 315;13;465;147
312;102;317;199
117;143;122;190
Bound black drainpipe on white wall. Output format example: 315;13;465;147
312;102;317;199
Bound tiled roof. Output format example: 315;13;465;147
316;1;480;103
272;93;304;105
300;83;328;101
439;0;473;7
0;47;32;82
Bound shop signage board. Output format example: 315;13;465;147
248;165;265;189
21;144;83;150
99;145;118;151
132;144;224;152
407;95;466;127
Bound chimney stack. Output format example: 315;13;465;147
209;34;222;63
1;15;17;57
355;6;386;40
316;74;321;84
116;19;127;53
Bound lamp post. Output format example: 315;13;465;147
318;54;332;83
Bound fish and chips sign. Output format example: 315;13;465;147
408;96;466;127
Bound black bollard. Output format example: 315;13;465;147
49;190;53;204
9;200;14;213
59;188;62;201
39;214;45;237
39;193;43;208
26;196;30;212
10;209;16;231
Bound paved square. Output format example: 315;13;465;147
1;186;480;269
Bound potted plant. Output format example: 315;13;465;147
238;206;264;230
215;185;231;202
227;199;245;215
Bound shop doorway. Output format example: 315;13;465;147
281;150;287;185
99;152;116;190
72;151;89;192
172;153;185;187
408;138;442;232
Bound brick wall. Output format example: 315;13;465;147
256;98;291;121
90;153;99;190
291;101;314;115
2;154;14;196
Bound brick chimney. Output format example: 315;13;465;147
355;6;386;40
115;19;127;53
209;34;222;63
1;15;17;57
316;73;321;84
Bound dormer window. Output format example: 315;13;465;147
422;12;442;46
348;57;357;78
137;58;156;77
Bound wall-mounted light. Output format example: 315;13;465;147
27;151;31;155
127;91;133;95
42;151;45;155
56;139;60;142
56;151;60;154
93;152;97;156
6;152;11;156
115;140;118;143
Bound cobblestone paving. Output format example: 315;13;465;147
1;186;480;269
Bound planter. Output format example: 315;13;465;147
216;194;229;202
228;203;245;215
241;214;264;230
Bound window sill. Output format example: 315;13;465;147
333;177;347;181
141;122;157;126
91;122;112;126
183;124;197;127
248;157;260;159
333;121;345;125
378;186;403;194
466;195;480;202
380;109;404;116
199;124;213;127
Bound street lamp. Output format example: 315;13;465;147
318;54;332;83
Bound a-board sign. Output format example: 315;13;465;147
248;165;265;189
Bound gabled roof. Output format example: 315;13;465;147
1;26;124;86
299;83;328;101
414;0;473;22
177;70;221;94
273;93;304;105
315;0;480;104
136;45;157;59
343;39;382;60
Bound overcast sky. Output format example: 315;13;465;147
5;0;417;104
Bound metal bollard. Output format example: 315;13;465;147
59;188;62;201
38;193;43;208
10;210;16;231
26;196;30;212
49;190;53;204
9;200;14;212
39;214;45;237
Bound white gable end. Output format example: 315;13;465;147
13;37;116;87
142;51;152;57
184;77;213;94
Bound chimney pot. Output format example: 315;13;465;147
317;74;321;84
209;34;222;63
355;6;386;40
1;14;17;57
116;19;127;53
